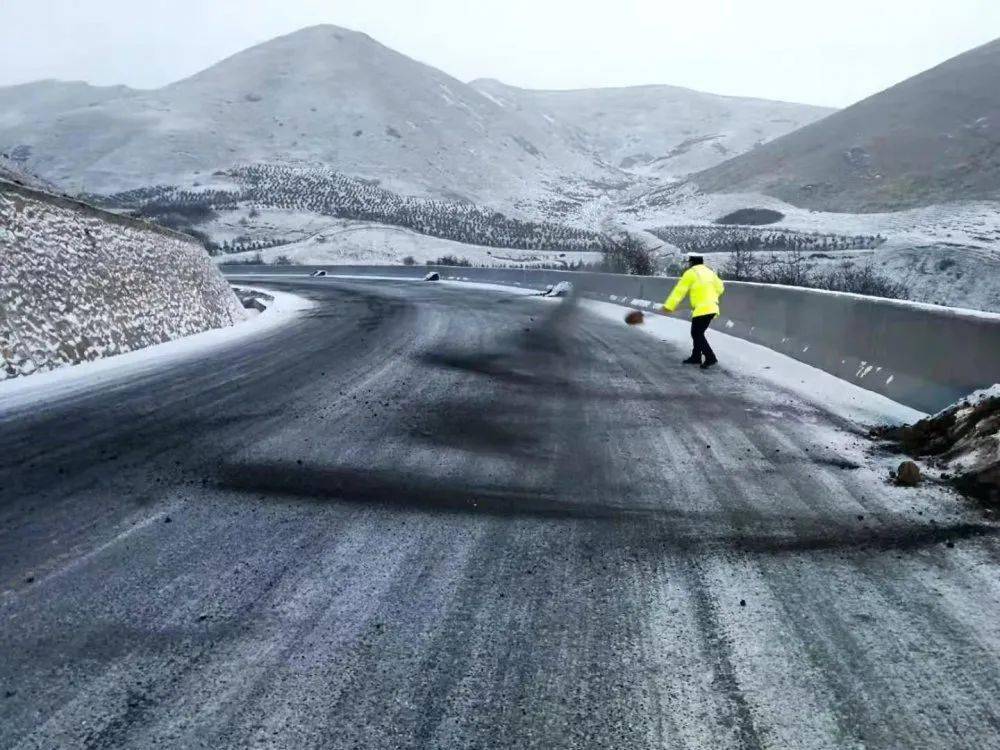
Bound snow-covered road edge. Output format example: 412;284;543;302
580;299;925;426
0;286;313;414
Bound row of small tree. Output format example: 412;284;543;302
228;163;606;252
649;225;886;254
720;247;909;298
98;164;609;254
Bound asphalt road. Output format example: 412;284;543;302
2;278;1000;749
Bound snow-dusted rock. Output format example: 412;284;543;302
879;384;999;501
424;272;440;281
895;460;922;487
545;281;574;297
0;181;246;381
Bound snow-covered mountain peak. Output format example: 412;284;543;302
0;25;829;211
469;78;833;178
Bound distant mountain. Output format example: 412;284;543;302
0;24;836;218
0;80;137;192
0;25;619;206
470;79;833;178
0;152;58;192
692;37;1000;211
0;80;137;128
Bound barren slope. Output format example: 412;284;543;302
471;79;833;178
693;37;1000;211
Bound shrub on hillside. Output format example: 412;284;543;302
720;250;909;299
817;263;910;298
431;255;472;267
137;200;217;227
599;233;655;276
650;224;885;255
181;228;218;255
218;252;263;265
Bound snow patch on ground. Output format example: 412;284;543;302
958;384;1000;409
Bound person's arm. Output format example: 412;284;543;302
663;271;692;312
714;272;725;297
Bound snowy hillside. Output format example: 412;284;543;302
94;162;609;253
0;25;620;210
0;180;246;380
623;183;1000;311
0;79;137;131
692;37;1000;211
471;79;833;179
213;218;603;267
0;152;57;192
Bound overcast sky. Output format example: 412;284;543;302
2;0;998;107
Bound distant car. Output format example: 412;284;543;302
310;270;328;277
424;272;440;281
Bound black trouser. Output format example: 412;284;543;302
690;314;717;362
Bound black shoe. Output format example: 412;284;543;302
700;358;718;369
682;356;701;365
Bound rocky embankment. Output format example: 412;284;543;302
879;385;1000;504
1;180;246;380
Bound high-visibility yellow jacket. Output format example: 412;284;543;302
663;264;725;317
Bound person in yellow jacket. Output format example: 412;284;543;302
662;253;725;369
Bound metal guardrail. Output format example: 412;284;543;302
223;264;1000;413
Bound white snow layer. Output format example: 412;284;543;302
951;384;1000;411
0;285;311;414
1;186;248;380
926;384;1000;480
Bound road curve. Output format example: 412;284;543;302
2;278;999;749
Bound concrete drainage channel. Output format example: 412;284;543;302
223;264;1000;413
231;286;274;313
